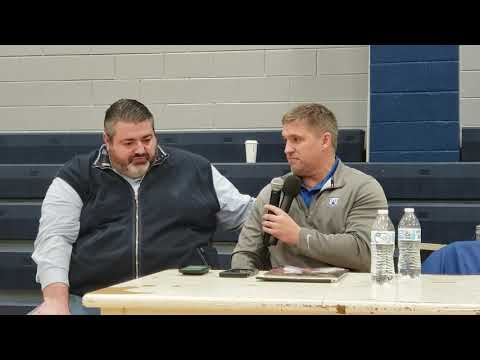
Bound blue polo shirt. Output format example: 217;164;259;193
300;158;339;208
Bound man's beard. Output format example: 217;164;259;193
125;160;150;178
111;154;152;179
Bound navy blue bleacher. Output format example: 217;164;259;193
461;127;480;161
351;162;480;200
2;162;479;246
0;250;39;290
388;202;480;245
0;133;104;164
351;162;480;246
0;129;366;164
0;165;58;199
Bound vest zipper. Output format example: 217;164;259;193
106;170;138;278
97;146;167;280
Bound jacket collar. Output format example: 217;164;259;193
92;144;169;170
282;158;347;192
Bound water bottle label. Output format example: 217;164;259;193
398;229;421;242
371;231;395;245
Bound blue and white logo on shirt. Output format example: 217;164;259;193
328;197;339;207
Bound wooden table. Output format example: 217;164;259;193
82;270;480;315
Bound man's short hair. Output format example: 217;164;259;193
104;99;154;138
282;103;338;151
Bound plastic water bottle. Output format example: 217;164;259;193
371;209;395;284
398;208;421;279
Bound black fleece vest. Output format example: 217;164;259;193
57;146;220;296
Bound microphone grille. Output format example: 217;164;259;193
282;175;302;196
270;177;284;191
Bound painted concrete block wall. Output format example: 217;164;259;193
0;45;369;133
370;45;459;162
460;45;480;130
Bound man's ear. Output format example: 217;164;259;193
103;132;111;150
322;131;332;149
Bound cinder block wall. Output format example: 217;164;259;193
370;45;459;162
0;45;368;133
460;45;480;130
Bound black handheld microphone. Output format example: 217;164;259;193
269;175;302;246
263;177;284;247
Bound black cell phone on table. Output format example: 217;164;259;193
179;265;210;275
219;268;258;278
179;247;211;275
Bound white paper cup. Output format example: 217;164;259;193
245;140;258;163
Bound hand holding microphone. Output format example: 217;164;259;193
264;175;302;246
262;177;284;247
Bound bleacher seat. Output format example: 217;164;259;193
215;163;291;196
0;129;365;164
0;133;103;164
0;290;41;315
0;164;57;199
387;202;480;245
0;250;39;290
2;193;478;249
350;162;480;200
461;127;480;161
0;305;36;315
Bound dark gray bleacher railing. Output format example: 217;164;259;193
461;127;480;161
0;129;365;164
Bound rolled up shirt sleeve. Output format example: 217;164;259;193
31;177;83;290
211;165;255;231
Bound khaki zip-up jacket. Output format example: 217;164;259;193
231;160;388;272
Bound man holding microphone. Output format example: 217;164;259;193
232;103;387;272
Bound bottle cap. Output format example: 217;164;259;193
404;208;414;213
378;209;388;215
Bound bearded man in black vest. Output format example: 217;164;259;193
31;99;254;315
